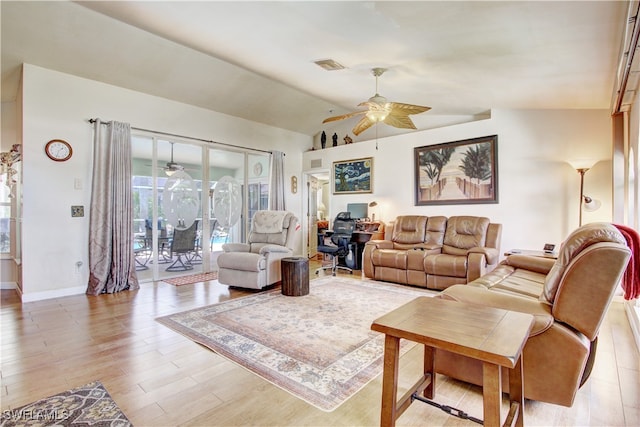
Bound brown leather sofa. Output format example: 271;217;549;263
362;215;502;290
434;222;631;406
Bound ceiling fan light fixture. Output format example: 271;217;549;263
366;109;388;122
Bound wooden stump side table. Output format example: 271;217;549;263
371;297;534;427
281;257;309;296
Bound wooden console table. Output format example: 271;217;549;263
371;297;534;427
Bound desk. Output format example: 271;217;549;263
371;297;534;427
350;231;373;270
318;231;372;270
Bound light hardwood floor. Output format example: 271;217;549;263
1;263;639;426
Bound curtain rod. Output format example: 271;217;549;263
87;118;276;155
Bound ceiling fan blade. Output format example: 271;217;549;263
322;110;367;124
352;116;375;136
388;102;431;115
383;112;417;130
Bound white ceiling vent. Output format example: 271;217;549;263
314;59;346;71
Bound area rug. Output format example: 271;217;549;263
162;271;218;286
1;381;131;427
156;276;434;411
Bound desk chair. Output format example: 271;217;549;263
316;212;356;276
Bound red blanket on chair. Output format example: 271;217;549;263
614;224;640;300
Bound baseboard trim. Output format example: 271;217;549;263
0;281;17;290
624;300;640;353
21;286;87;303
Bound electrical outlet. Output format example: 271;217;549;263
71;205;84;217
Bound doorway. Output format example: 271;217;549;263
303;170;330;259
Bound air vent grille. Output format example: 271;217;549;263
311;159;322;168
314;59;346;71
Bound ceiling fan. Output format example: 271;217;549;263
163;142;184;176
323;68;431;136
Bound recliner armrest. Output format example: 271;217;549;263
468;246;499;265
259;244;292;255
222;243;250;253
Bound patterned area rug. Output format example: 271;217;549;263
162;271;218;286
156;276;434;411
1;381;131;427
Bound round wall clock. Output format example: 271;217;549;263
45;139;73;162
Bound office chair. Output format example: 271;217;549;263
316;212;356;276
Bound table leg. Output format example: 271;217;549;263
423;345;435;399
482;362;502;426
508;355;525;427
380;335;400;427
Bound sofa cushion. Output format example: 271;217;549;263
391;216;428;248
541;222;627;304
439;284;554;337
424;253;468;278
372;249;408;269
442;216;490;255
469;264;546;299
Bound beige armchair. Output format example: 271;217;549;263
217;210;298;290
434;222;631;406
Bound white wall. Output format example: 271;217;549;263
11;63;615;301
19;64;310;301
303;109;613;257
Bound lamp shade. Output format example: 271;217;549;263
568;158;597;170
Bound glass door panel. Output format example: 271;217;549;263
208;149;245;253
156;140;203;282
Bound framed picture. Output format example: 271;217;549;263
414;135;498;205
333;157;373;194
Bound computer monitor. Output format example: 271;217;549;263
346;203;368;220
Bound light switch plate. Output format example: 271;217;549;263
71;205;84;217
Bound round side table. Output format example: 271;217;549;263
281;257;309;296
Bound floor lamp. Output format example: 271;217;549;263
572;161;601;226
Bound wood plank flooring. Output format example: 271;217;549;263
1;263;638;426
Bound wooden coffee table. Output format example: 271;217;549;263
371;297;534;427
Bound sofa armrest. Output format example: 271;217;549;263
222;243;250;253
438;284;554;337
468;246;499;265
365;240;394;250
503;254;555;274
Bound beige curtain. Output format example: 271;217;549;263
86;119;139;295
269;151;286;210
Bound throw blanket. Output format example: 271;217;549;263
253;210;288;234
614;224;640;300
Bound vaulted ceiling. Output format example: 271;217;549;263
1;1;631;141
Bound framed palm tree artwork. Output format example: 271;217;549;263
414;135;498;205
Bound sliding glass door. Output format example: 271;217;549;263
132;135;270;283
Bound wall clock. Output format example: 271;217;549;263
45;139;73;162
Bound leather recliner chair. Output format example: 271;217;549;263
434;222;632;406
